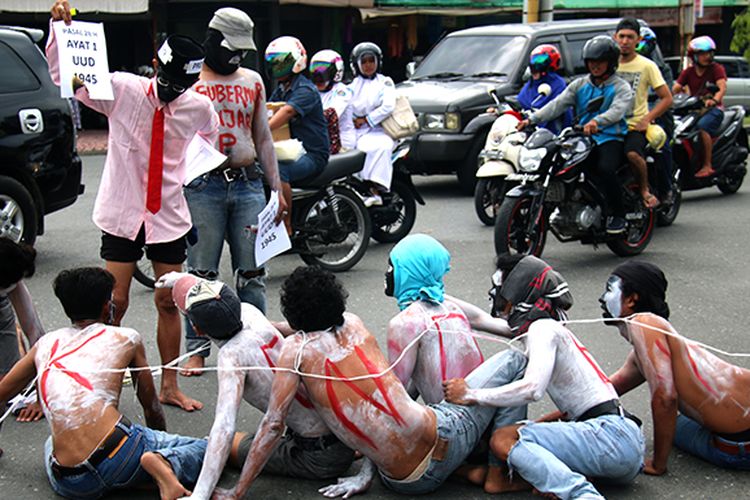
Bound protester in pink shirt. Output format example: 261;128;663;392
47;0;219;411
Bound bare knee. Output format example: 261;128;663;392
154;288;178;315
111;294;129;322
626;151;643;166
491;425;521;462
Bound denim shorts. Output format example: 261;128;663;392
45;421;207;499
697;107;724;136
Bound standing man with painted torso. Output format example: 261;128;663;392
182;8;284;376
46;1;218;411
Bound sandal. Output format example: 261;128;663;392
695;167;716;179
643;193;660;209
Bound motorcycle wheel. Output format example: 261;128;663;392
717;171;745;195
606;208;655;257
370;180;417;243
474;178;506;226
133;258;156;289
494;195;547;257
656;183;682;227
299;185;371;272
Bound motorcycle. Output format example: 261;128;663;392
672;89;748;195
494;96;655;258
289;152;372;272
474;86;550;226
347;139;424;243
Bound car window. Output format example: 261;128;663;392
721;60;739;78
411;35;527;80
739;60;750;78
0;41;40;93
565;33;598;75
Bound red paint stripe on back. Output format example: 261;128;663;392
325;360;377;449
354;346;405;426
685;347;719;397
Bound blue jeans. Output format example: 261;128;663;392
279;153;325;183
45;421;207;499
380;349;528;495
674;414;750;470
697;107;724;136
507;415;644;499
184;174;267;357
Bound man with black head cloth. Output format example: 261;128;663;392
444;255;644;499
47;0;218;411
181;8;285;377
602;261;750;474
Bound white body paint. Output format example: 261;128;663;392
191;304;330;499
387;300;484;404
467;319;618;419
33;323;139;433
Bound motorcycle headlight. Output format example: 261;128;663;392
518;146;546;172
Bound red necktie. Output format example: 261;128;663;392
146;107;165;214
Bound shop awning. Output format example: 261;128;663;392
0;0;148;13
280;0;374;5
361;6;515;20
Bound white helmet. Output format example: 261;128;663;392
264;36;307;79
310;49;344;90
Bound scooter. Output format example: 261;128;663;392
474;85;551;226
672;87;748;195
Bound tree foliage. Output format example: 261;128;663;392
731;8;750;62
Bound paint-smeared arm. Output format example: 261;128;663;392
608;350;646;396
214;337;301;499
319;457;376;499
8;282;44;346
131;338;166;431
445;323;554;407
386;316;419;394
0;345;38;407
191;349;246;499
445;295;512;338
252;78;281;192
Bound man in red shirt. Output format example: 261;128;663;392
673;36;727;179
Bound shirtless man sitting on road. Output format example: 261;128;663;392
602;261;750;473
154;272;355;498
210;266;527;499
444;256;644;499
0;268;206;500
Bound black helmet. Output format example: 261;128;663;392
350;42;382;78
582;35;620;77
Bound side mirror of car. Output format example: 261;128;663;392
406;62;417;79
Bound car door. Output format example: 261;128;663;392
720;59;741;109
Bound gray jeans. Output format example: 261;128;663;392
237;431;356;479
380;349;528;495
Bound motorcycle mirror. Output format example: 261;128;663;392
586;96;605;113
522;67;531;82
537;83;551;96
406;61;417;79
488;88;502;108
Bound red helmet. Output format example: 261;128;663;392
529;44;561;74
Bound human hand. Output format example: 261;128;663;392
643;458;667;476
318;474;372;499
633;118;649;133
51;0;73;24
275;192;289;225
154;272;190;289
583;120;599;136
704;97;717;108
353;117;368;129
16;401;44;422
211;487;238;500
443;378;473;405
72;75;85;91
517;119;530;131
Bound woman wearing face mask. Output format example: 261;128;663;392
310;49;355;154
181;8;285;376
348;42;396;207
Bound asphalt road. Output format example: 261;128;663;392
2;154;750;499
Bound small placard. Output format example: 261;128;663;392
52;20;113;100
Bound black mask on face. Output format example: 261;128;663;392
204;29;245;75
156;73;190;103
384;259;395;297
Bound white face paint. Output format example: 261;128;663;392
600;275;623;318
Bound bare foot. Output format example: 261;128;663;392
695;166;716;178
484;465;532;494
454;464;488;486
179;355;205;377
642;192;660;209
159;388;203;412
141;452;191;500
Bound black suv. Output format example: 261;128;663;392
398;18;663;193
0;25;83;244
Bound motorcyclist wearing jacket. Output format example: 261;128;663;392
672;36;727;179
348;42;397;207
310;49;355;154
519;36;634;234
517;45;572;134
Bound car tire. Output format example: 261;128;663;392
0;176;38;245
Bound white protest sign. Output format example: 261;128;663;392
253;191;291;267
183;135;228;186
52;20;113;100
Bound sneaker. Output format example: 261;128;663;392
363;194;383;207
606;216;627;234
